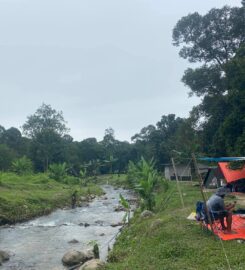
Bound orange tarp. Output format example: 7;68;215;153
207;215;245;241
218;162;245;183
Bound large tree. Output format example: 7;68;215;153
22;103;69;138
22;104;70;171
173;4;245;156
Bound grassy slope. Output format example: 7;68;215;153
0;172;103;224
95;174;129;187
105;182;245;270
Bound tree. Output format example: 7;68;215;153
102;128;116;157
0;144;16;171
22;104;70;171
173;4;245;156
173;6;245;66
30;129;65;171
22;103;69;138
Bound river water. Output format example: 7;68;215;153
0;185;133;270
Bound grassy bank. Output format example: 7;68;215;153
105;182;245;270
0;172;103;225
94;174;129;188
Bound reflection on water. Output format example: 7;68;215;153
0;185;133;270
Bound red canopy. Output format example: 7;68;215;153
218;162;245;183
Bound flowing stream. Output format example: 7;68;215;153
0;185;134;270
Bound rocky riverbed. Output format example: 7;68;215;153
0;185;135;270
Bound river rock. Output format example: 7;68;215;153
95;220;104;226
0;250;10;265
84;223;90;227
80;196;87;202
79;259;105;270
62;250;93;266
114;205;126;212
140;210;154;219
68;239;79;244
110;222;124;227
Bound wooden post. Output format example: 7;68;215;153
171;158;185;208
192;153;214;233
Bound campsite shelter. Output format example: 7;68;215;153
202;158;245;192
164;163;208;181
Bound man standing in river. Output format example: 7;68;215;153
71;190;78;209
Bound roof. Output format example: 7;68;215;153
199;157;245;162
218;162;245;183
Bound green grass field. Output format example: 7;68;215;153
105;182;245;270
0;172;103;224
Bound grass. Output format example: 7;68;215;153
105;182;245;270
0;172;103;224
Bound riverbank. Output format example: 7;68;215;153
0;185;132;269
0;172;103;225
105;182;245;270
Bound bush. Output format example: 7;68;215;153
11;156;33;175
127;157;168;211
48;162;68;181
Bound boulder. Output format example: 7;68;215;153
68;239;79;244
80;196;87;202
79;259;105;270
0;250;10;265
140;210;154;219
150;219;164;230
62;250;93;266
110;222;124;227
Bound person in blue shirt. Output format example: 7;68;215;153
207;187;236;233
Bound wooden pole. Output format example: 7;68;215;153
192;153;214;233
171;157;185;208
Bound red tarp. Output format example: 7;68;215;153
207;215;245;240
218;162;245;183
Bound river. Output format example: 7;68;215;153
0;185;134;270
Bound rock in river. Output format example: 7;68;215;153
79;259;105;270
0;250;10;265
62;250;94;266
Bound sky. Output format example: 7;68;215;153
0;0;241;142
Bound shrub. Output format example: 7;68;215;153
11;156;33;175
48;162;68;182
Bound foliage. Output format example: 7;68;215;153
128;157;165;211
173;4;245;157
48;162;68;182
11;156;33;175
0;172;103;224
106;183;245;270
119;193;130;224
22;103;69;138
0;144;16;171
228;161;245;170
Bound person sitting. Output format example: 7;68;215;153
206;187;236;233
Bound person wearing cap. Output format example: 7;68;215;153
206;187;236;233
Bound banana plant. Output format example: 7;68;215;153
119;193;130;225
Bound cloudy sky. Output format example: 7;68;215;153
0;0;241;142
